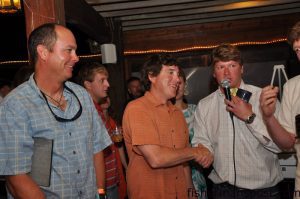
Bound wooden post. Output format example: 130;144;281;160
23;0;65;40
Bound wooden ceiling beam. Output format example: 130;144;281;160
122;2;300;27
86;0;134;4
96;0;243;17
92;0;208;12
123;7;300;31
120;0;300;21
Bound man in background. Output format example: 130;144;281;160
78;62;127;199
126;76;143;102
122;76;144;116
0;79;11;103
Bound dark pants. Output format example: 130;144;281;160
212;182;281;199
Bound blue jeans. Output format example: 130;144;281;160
212;182;281;199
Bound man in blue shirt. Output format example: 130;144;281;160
0;23;111;198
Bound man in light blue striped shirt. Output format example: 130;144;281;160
0;23;111;199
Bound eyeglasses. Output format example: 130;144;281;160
40;85;82;122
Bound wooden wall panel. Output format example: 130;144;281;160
123;13;300;52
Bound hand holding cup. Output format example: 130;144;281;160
111;126;123;143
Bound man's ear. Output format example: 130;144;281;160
83;80;91;90
37;44;48;61
148;72;156;83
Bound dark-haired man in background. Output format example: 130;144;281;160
0;79;11;103
126;76;143;101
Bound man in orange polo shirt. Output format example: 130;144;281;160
122;54;213;199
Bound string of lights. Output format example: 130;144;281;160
0;60;29;65
0;38;287;65
124;38;287;55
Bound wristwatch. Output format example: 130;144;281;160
245;113;256;124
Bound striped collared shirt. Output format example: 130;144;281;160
192;81;283;189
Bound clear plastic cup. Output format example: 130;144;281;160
111;126;123;143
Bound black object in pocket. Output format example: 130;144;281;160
295;114;300;138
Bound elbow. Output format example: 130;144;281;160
281;143;295;151
286;142;296;150
280;137;296;151
149;162;160;169
146;155;163;169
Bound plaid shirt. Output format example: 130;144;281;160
0;75;112;198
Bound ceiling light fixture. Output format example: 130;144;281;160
0;0;21;14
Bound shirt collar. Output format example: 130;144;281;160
28;74;43;98
144;91;177;112
93;100;102;111
217;80;245;97
93;100;106;121
28;73;71;100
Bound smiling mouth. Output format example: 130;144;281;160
170;84;177;89
170;86;178;93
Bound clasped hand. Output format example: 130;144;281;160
194;144;213;168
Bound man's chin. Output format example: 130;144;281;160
170;93;176;99
65;72;73;79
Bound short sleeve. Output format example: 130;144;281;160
191;102;214;154
90;100;112;154
123;103;160;147
278;81;296;134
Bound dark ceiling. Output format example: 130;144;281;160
1;0;300;80
85;0;300;31
2;0;300;63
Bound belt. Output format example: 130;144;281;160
214;182;280;195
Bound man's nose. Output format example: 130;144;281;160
224;66;230;75
73;53;79;63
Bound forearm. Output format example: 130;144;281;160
265;115;295;150
137;145;196;168
6;174;45;199
118;146;128;169
153;147;195;168
93;151;105;189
